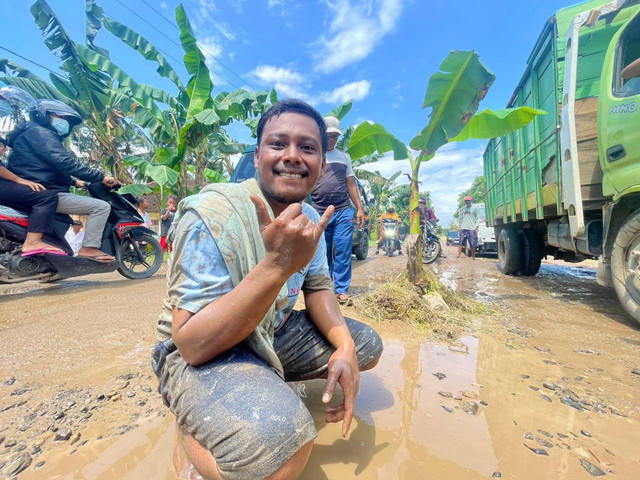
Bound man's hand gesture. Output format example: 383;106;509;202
322;346;360;437
251;196;334;278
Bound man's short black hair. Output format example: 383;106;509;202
256;99;328;153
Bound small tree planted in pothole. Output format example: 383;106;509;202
347;50;544;284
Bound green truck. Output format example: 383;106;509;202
483;0;640;322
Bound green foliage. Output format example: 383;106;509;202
347;122;409;161
326;100;353;120
450;107;546;143
410;51;495;155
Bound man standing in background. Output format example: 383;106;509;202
311;116;364;306
457;196;480;259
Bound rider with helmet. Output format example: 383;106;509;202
418;197;437;223
6;99;118;262
375;204;403;255
0;87;66;256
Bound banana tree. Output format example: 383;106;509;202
0;0;142;182
89;2;269;196
347;50;545;278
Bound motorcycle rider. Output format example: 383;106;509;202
375;204;402;255
0;87;66;256
6;99;118;262
419;197;437;223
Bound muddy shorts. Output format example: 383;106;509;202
151;310;382;480
459;229;478;249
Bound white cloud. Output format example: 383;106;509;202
198;36;223;68
322;80;371;104
195;0;217;23
250;65;310;100
313;0;404;74
226;0;247;13
268;0;284;6
216;21;237;41
161;2;168;9
360;143;486;227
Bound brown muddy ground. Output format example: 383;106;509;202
1;246;639;479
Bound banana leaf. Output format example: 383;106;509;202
269;88;278;105
146;163;179;187
410;50;495;155
0;58;45;80
85;0;110;58
326;100;352;121
348;122;409;161
102;15;184;92
31;0;110;113
0;75;84;113
449;106;547;142
336;125;354;151
118;183;154;196
204;168;228;183
194;108;220;125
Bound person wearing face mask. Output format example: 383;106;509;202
6;99;119;262
0;90;67;255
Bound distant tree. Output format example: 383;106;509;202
454;176;486;218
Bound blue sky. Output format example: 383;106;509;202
0;0;579;224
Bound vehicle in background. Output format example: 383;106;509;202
482;0;640;322
446;230;460;246
470;203;497;256
421;219;442;263
231;146;372;260
381;218;400;257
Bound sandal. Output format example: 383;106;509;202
336;293;353;306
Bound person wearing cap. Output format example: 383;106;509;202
64;220;85;256
457;196;480;259
311;116;364;306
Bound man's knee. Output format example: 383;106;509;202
361;355;381;371
95;200;111;215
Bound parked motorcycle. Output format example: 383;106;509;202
381;218;400;257
421;219;442;264
0;182;163;283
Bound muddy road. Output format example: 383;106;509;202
1;246;639;479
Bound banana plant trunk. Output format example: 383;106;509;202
406;158;425;284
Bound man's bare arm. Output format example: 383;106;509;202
304;289;359;437
173;261;290;366
346;176;364;228
622;58;640;80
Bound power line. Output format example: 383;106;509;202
135;0;258;91
113;0;244;91
0;45;69;81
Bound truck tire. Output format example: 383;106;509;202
498;228;520;275
353;232;369;260
519;229;542;276
611;209;640;324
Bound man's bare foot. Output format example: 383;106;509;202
78;247;115;262
22;240;66;255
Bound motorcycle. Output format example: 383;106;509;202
0;182;163;284
381;218;400;257
421;219;442;264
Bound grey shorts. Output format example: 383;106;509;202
152;311;382;480
459;229;478;249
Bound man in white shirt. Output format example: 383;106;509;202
64;220;84;256
311;116;364;306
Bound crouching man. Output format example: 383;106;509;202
152;99;383;480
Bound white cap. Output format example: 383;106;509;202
324;116;342;135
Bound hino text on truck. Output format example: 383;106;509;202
483;0;640;322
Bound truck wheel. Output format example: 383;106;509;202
353;232;369;260
498;228;520;275
519;229;542;276
611;209;640;323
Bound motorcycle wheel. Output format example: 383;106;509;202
385;241;393;257
117;233;163;279
422;239;442;264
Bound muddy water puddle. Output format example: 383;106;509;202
28;329;640;480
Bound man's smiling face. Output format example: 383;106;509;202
255;112;326;209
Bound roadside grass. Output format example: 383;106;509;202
355;273;493;341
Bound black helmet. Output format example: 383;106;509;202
30;99;83;136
